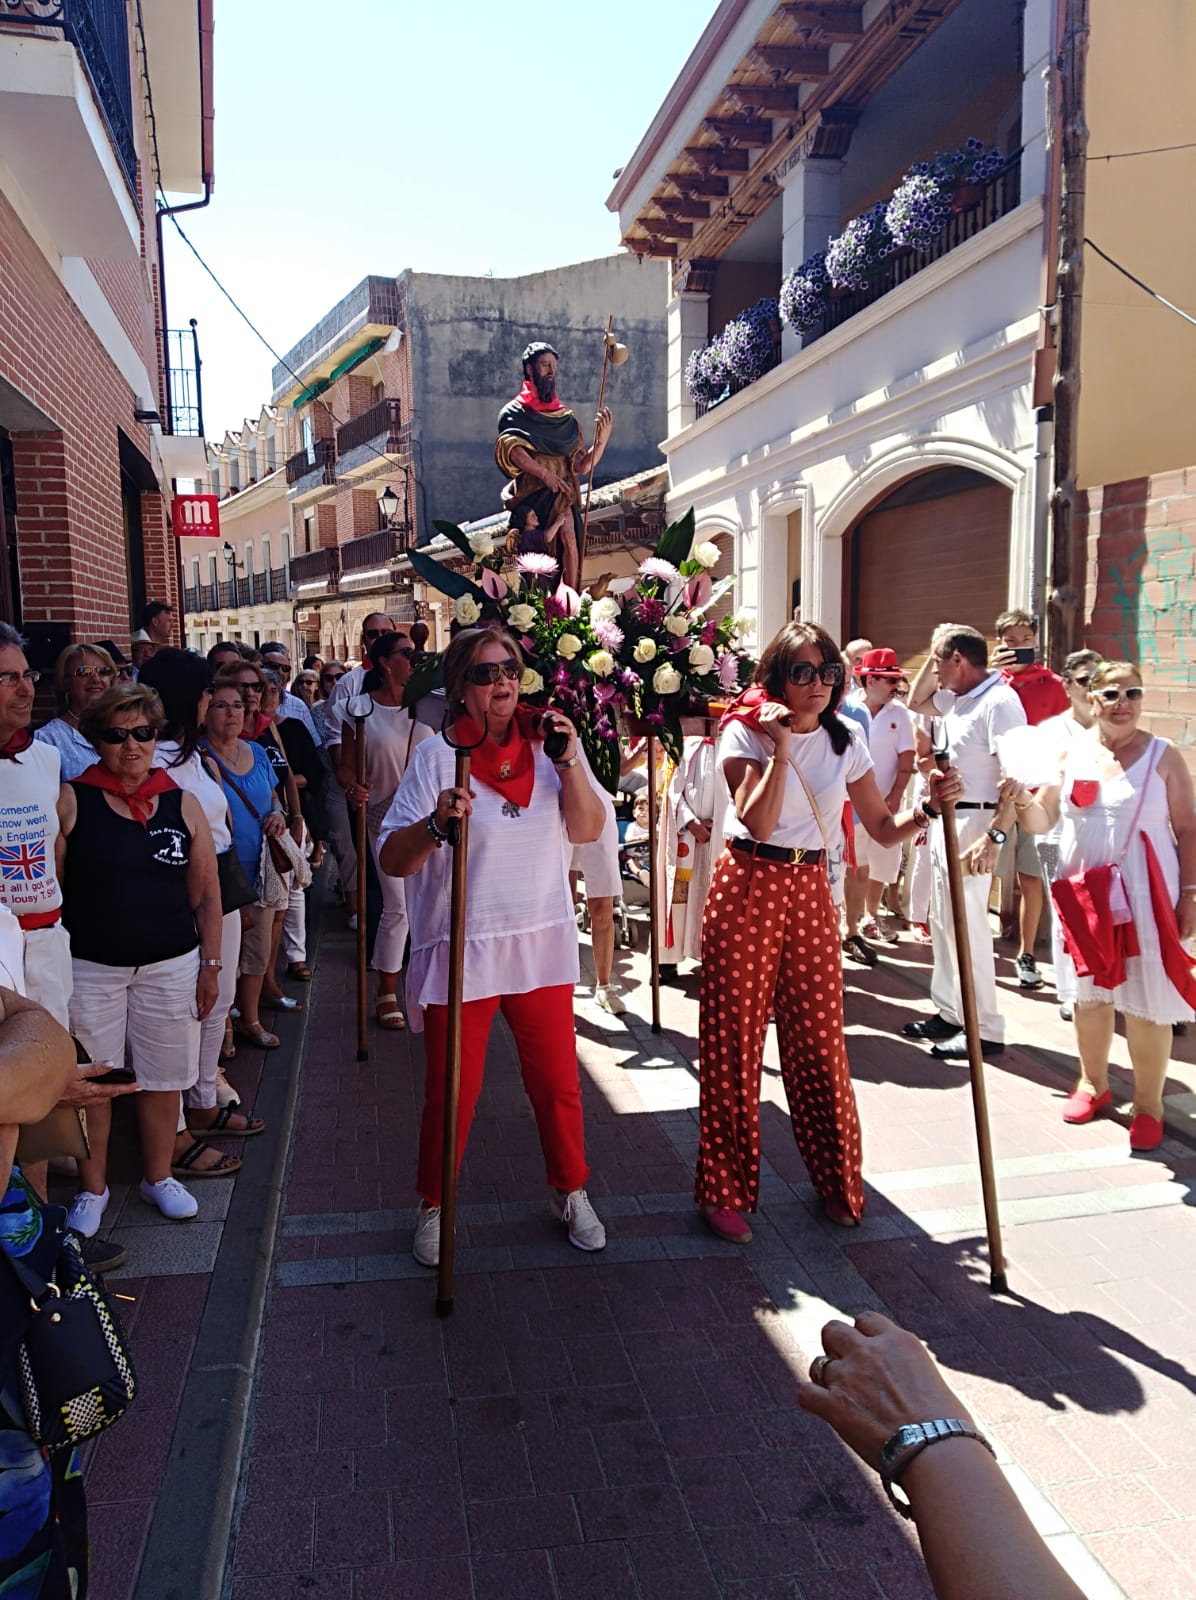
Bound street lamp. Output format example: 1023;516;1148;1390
377;485;401;527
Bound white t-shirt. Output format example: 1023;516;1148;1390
153;740;232;854
931;672;1026;803
380;737;580;1028
719;719;873;851
321;665;366;748
864;699;915;796
0;740;63;920
362;703;434;837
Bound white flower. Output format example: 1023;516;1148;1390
467;531;496;557
454;595;482;625
692;540;721;569
587;649;616;679
633;637;657;664
731;612;755;640
653;663;682;695
507;603;536;631
519;668;543;695
556;632;583;660
688;642;715;675
664;613;690;637
590;595;619;624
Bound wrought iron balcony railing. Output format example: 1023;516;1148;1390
340;525;407;574
285;438;336;486
289;547;339;589
336;397;402;457
267;566;288;602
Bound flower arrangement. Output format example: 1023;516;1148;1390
825;200;895;291
934;138;1005;188
404;510;756;785
684;341;728;408
885;141;1004;250
719;297;779;384
779;250;830;333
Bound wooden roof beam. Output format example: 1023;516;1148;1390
750;43;831;75
656;196;713;220
778;4;864;42
648;218;695;239
727;84;802;114
630;236;679;257
684;145;750;172
702;116;774;145
676;174;731;197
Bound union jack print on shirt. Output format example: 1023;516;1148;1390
0;840;46;881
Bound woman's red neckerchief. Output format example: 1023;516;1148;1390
73;763;177;827
450;707;538;807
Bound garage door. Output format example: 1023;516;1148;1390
850;471;1012;670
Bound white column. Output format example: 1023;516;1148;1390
1019;0;1054;203
777;154;843;359
666;289;710;437
758;505;792;644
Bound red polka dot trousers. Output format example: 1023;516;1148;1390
695;849;864;1220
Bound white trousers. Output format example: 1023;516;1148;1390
928;813;1004;1042
70;949;201;1091
23;921;73;1029
186;909;241;1111
283;883;307;965
368;825;408;975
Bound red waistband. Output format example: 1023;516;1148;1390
17;908;61;932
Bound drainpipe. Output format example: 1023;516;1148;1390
1031;405;1054;623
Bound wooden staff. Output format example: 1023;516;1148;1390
646;733;661;1033
353;708;369;1063
933;741;1008;1293
577;315;614;573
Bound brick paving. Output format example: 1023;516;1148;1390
79;879;1196;1598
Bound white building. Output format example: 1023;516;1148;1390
608;0;1054;662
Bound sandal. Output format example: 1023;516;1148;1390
171;1140;242;1179
287;962;313;982
187;1105;265;1138
375;997;407;1032
220;1020;236;1061
233;1020;280;1050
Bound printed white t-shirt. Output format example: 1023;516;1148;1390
154;740;232;854
718;719;873;852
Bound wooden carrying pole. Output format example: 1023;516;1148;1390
934;748;1007;1293
436;745;472;1317
353;711;369;1063
577;315;614;573
646;734;662;1033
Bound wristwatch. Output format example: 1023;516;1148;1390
879;1418;994;1518
553;755;579;771
199;958;223;970
985;826;1007;845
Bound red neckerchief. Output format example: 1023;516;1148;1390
514;380;569;416
1143;832;1196;1008
0;727;32;761
451;707;537;806
240;713;271;739
718;685;778;733
73;763;177;827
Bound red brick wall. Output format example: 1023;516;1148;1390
1079;466;1196;763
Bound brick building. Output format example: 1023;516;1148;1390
0;1;213;667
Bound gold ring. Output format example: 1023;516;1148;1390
810;1354;834;1387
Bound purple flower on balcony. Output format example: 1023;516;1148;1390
636;597;666;626
885;167;952;252
718;298;779;385
684;341;728;406
779;251;830;333
826;202;895;291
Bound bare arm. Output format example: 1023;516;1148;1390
509;445;571;498
572;408;613;478
55;781;76;882
885;752;915;814
907;652;941;717
182;794;222;1022
379;785;472;879
0;987;77;1127
561;764;604;844
1162;746;1196;941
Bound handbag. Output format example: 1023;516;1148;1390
216;848;256;914
203;745;292;878
4;1219;136;1452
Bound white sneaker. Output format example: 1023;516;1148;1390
595;984;626;1016
139;1176;199;1220
66;1188;110;1239
550;1187;607;1252
412;1203;441;1267
215;1070;240;1108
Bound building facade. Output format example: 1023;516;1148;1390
0;0;213;665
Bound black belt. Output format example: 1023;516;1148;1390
730;838;825;866
955;802;997;811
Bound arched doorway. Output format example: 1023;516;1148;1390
846;468;1012;667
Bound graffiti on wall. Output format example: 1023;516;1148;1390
1103;528;1196;684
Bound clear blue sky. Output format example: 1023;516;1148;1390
164;0;704;440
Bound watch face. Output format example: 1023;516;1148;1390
880;1423;924;1470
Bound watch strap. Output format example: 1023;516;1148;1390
879;1418;994;1519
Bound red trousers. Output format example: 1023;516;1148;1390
417;984;589;1205
696;850;864;1220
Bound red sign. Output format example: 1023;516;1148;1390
171;494;220;537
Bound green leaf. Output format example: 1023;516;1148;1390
403;652;441;711
432;519;478;562
586;731;621;794
406;545;485;601
653;506;695;570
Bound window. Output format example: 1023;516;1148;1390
262;536;271;573
302;416;314;463
207;554;218;589
264;434;277;473
228;457;241;492
281;529;292;565
302;512;315;554
245;544;254;577
211;466;222;499
190;558;200;593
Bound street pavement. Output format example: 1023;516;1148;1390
71;876;1196;1599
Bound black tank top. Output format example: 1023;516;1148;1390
63;784;199;967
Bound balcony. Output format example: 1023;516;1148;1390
251;571;267;605
285;438;337;499
182;581;220;615
268;566;288;602
290;546;339;596
0;0;140;259
340;525;407;578
335;398;405;479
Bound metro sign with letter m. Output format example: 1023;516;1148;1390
171;494;221;537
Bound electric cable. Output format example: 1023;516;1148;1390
1084;238;1196;330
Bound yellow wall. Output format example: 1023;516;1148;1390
1077;0;1196;488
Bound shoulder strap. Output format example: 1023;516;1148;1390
201;742;263;824
785;749;833;856
1119;738;1162;863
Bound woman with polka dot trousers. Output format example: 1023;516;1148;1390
697;623;961;1238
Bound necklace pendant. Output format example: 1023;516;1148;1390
501;800;521;819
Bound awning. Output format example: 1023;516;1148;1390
291;377;330;410
327;336;385;384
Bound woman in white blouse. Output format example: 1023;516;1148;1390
698;622;958;1242
380;627;606;1268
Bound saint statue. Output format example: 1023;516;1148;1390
495;341;612;590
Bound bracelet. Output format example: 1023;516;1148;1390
920;800;940;820
553;756;579;771
879;1419;995;1520
426;812;447;847
199;958;222;969
1182;889;1196;902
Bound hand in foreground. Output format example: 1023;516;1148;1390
594;406;613;445
688;819;713;844
1178;894;1196;945
797;1311;970;1472
435;786;474;830
927;764;962;806
964;838;1000;877
756;701;793;750
998;777;1028;808
196;967;219;1021
263;811;287;839
58;1063;142;1109
541;710;579;765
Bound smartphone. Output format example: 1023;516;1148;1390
1011;646;1036;665
88;1066;136;1086
540;714;569;762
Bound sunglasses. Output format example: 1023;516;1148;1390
98;725;156;745
73;665;115;681
1095;686;1145;704
1069;674;1093;688
465;659;521;686
786;662;844;687
363;628;393;642
321;672;345;683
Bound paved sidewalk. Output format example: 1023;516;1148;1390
214;909;1196;1600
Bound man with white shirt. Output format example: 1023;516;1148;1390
319;614;404;752
903;625;1026;1059
852;649;916;943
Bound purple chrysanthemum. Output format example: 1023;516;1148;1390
716;652;740;692
638;558;681;585
636;597;666;626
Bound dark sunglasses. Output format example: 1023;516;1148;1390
98;725;156;745
786;662;844;687
320;672;345;683
465;659;521;686
1095;686;1145;704
1069;674;1093;688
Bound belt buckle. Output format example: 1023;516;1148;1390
790;848;808;866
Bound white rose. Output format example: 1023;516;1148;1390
633;637;657;664
664;613;689;637
653;663;682;696
519;668;543;695
454;595;482;625
688;642;715;675
732;612;755;639
508;603;536;631
692;541;721;569
587;650;616;679
468;531;496;557
556;632;583;660
590;596;619;624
